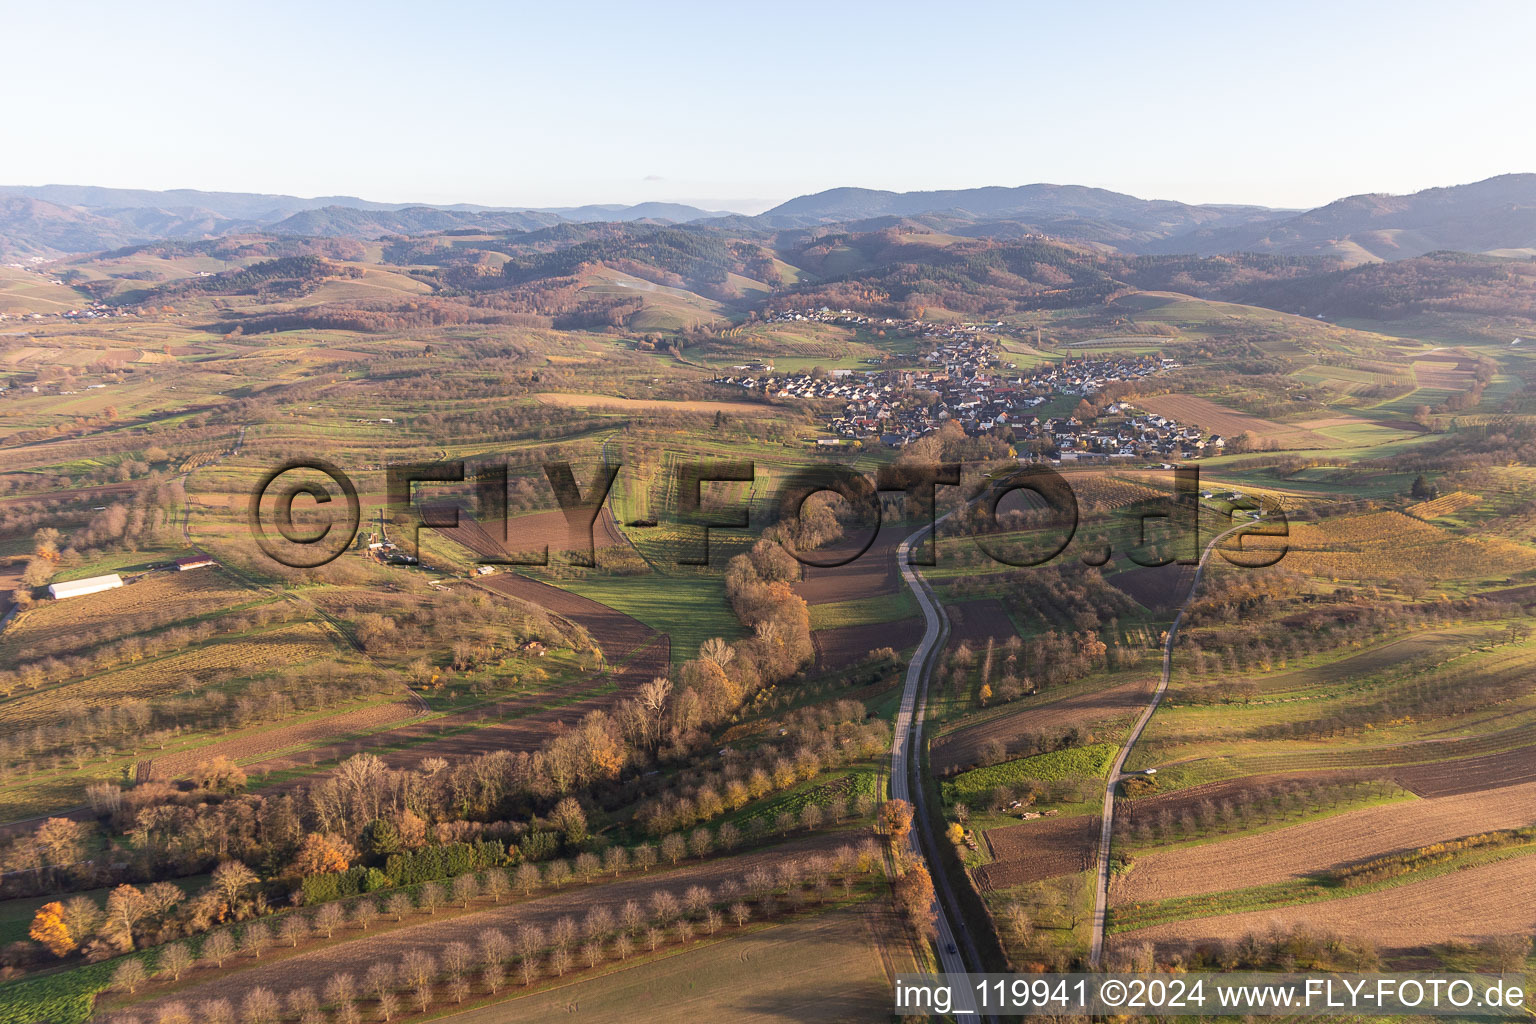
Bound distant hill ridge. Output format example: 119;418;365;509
2;175;1534;262
0;186;733;259
760;182;1281;231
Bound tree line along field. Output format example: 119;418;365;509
432;902;910;1024
8;829;897;1024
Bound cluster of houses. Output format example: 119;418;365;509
1045;404;1222;462
716;333;1224;463
0;305;132;323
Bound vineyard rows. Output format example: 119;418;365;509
1405;490;1482;519
1269;511;1536;580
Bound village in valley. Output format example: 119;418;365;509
715;310;1221;463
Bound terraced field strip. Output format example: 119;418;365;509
1195;624;1488;695
146;696;424;780
0;567;261;663
535;392;780;416
1257;510;1536;581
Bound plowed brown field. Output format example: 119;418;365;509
1111;853;1536;955
793;522;906;605
424;506;626;561
1393;745;1536;797
946;598;1016;646
474;572;659;664
1113;779;1536;905
974;814;1099;890
812;617;920;669
1111;564;1196;612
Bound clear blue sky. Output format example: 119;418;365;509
9;0;1535;212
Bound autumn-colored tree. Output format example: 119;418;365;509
894;864;936;933
1000;902;1033;945
194;756;248;795
159;942;195;980
314;901;346;938
881;799;915;840
202;930;237;967
29;902;75;957
289;833;357;877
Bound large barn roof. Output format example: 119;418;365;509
46;574;124;599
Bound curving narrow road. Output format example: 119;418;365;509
891;516;985;1015
1087;518;1263;967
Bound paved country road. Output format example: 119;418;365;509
1087;519;1266;967
891;515;986;1017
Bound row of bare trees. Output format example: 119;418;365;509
101;842;884;1024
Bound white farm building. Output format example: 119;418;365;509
47;574;124;600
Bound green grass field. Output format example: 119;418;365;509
554;573;744;662
943;743;1118;803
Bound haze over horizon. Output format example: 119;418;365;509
9;0;1535;212
8;174;1536;220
